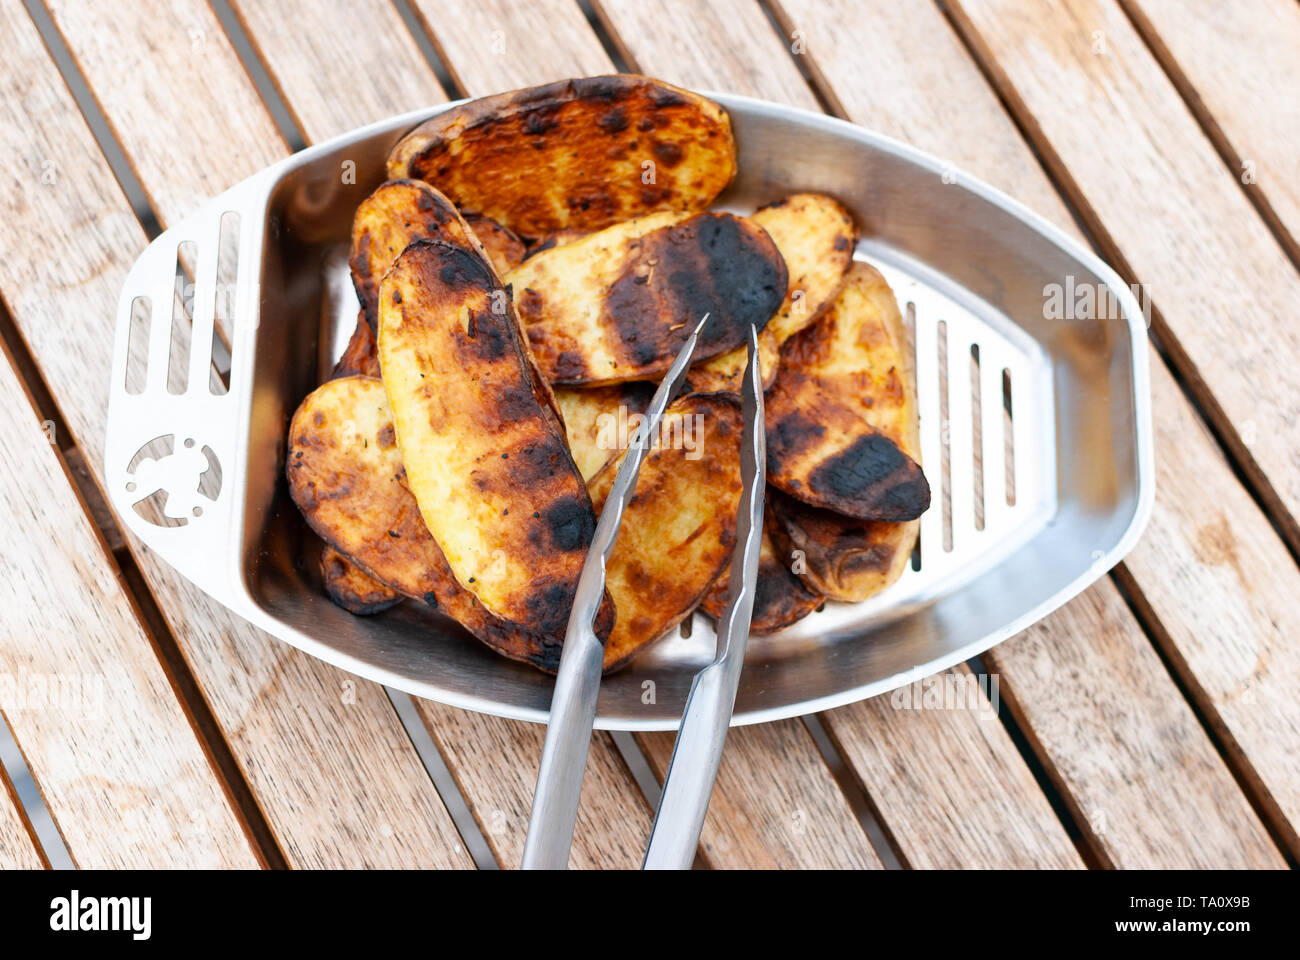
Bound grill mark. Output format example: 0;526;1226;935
542;495;595;554
805;432;930;521
597;213;785;377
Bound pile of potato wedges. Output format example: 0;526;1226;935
286;75;930;674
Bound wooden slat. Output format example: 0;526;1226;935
1119;0;1300;261
0;750;47;868
1118;360;1300;855
639;720;883;869
591;0;818;108
229;0;655;870
993;583;1284;867
820;669;1080;868
769;0;1291;866
417;0;889;867
2;0;471;868
597;0;1083;870
0;348;256;867
944;0;1300;551
408;0;612;94
44;0;284;224
229;0;446;143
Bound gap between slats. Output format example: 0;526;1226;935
0;713;65;868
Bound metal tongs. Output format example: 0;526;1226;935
522;314;766;870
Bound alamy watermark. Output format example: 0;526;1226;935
595;405;706;460
890;669;1000;714
1043;275;1153;327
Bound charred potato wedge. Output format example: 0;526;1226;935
766;263;924;602
387;75;736;237
767;490;919;604
751;193;858;345
320;314;393;612
588;393;743;670
699;524;823;633
553;382;653;482
379;238;599;636
287;376;609;670
349;179;486;329
507;211;787;385
465;213;526;274
320;544;401;615
766;263;930;521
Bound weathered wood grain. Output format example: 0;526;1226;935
769;0;1292;865
408;0;612;94
0;751;47;868
43;0;285;223
597;0;1084;870
994;583;1283;867
0;346;257;867
1119;0;1300;262
1118;359;1300;856
591;0;819;109
2;0;471;868
639;719;884;869
229;0;656;869
228;0;447;143
821;668;1082;868
944;0;1300;553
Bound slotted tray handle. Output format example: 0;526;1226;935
105;171;274;608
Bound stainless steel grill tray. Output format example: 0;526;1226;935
106;92;1154;730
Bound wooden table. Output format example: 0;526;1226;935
0;0;1296;870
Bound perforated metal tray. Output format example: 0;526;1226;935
106;92;1154;730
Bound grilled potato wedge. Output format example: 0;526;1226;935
378;237;599;636
588;393;743;670
553;382;653;482
507;211;787;385
685;326;780;395
767;490;919;603
287;376;610;670
751;193;858;345
320;544;401;614
766;263;924;601
699;524;823;633
465;213;526;274
320;315;396;612
349;179;487;328
388;75;736;238
766;262;930;521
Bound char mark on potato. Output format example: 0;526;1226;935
806;432;930;522
597;212;786;374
